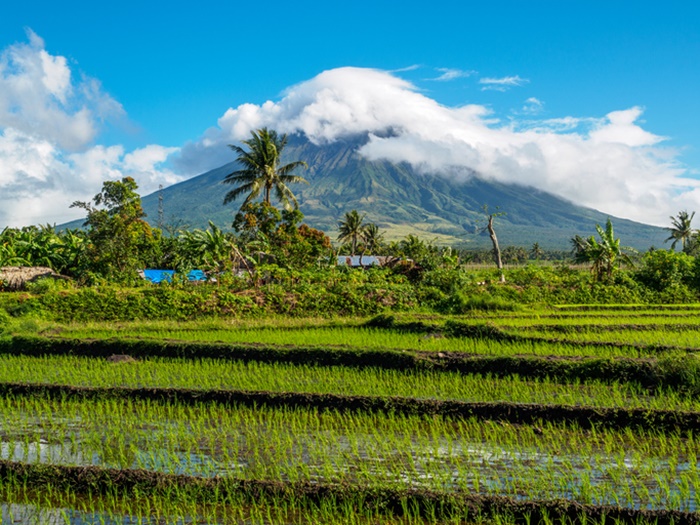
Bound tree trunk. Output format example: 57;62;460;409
487;215;506;283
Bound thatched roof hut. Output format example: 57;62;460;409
0;266;65;291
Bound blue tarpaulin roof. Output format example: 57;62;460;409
142;269;206;283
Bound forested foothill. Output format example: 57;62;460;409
1;178;699;320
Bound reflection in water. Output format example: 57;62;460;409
1;441;95;466
1;435;698;512
1;502;211;525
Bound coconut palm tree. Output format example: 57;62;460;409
337;210;365;256
178;221;253;278
665;211;696;252
223;128;308;211
530;242;544;261
362;223;384;254
357;222;385;266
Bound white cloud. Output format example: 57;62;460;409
521;97;544;115
389;64;421;73
176;66;698;227
1;39;696;231
589;107;664;147
429;68;477;81
479;75;529;91
0;127;180;226
0;29;122;151
0;31;180;227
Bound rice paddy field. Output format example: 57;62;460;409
1;306;700;524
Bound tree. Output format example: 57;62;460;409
223;128;308;212
233;203;332;270
481;205;505;283
530;242;544;261
337;210;365;256
635;249;695;292
361;223;385;255
502;246;528;265
571;219;634;281
71;177;154;280
665;211;696;253
178;221;243;275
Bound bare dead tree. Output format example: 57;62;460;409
482;205;506;283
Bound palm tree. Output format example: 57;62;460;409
223;128;308;211
359;222;384;266
337;210;365;256
665;211;696;252
178;221;252;277
530;242;544;261
362;223;384;254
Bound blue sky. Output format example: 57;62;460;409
0;0;699;227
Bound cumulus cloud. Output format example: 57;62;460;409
479;75;529;91
0;127;180;226
176;67;698;226
0;31;180;227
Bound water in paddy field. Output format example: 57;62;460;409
1;435;698;512
1;502;239;525
1;411;698;512
1;503;164;525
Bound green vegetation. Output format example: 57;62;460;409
2;304;700;521
129;133;669;250
223;127;308;211
2;353;700;412
0;395;698;511
5;129;700;523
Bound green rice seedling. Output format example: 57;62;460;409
38;320;654;358
0;353;697;411
0;396;697;512
523;326;700;350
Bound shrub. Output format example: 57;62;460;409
635;250;695;292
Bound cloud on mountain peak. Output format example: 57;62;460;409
177;67;695;226
0;34;695;230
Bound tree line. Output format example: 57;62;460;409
2;127;699;296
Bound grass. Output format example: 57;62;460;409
16;305;698;358
0;478;481;525
0;396;698;511
3;305;700;521
0;354;698;412
27;323;662;359
522;327;700;349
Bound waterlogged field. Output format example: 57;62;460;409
0;396;698;511
1;306;700;523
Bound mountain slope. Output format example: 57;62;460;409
140;134;665;250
